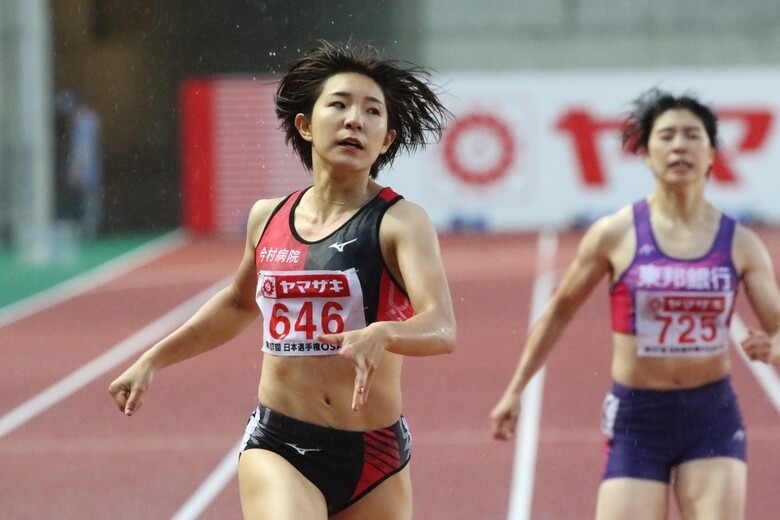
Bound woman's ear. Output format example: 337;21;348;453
379;129;397;155
702;147;717;178
638;146;651;171
707;146;716;170
295;113;313;142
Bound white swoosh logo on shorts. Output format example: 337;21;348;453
284;442;322;455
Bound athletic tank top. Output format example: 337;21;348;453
609;199;739;357
254;186;413;356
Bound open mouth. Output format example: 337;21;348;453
668;160;693;170
338;137;364;150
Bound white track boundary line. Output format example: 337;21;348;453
729;313;780;416
507;230;558;520
0;230;188;328
502;251;780;520
171;439;243;520
177;234;565;520
0;277;230;439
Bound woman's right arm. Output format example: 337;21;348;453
733;225;780;365
108;199;277;415
490;214;619;440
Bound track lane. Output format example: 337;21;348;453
524;227;780;519
1;230;778;519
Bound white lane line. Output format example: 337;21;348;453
507;230;558;520
171;439;243;520
0;230;188;328
730;313;780;415
0;277;230;438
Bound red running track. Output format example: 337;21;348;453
1;230;779;519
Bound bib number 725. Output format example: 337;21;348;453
656;314;718;344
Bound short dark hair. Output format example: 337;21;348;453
275;40;452;179
621;87;719;154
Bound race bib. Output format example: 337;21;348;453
635;290;733;357
256;269;366;356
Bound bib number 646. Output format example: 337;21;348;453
269;301;345;340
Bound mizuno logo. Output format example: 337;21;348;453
284;442;322;455
329;238;357;252
638;244;655;255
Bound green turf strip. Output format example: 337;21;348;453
0;232;168;309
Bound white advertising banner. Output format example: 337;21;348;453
387;68;780;232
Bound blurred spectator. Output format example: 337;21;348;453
55;90;103;238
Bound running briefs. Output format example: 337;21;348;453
600;377;746;482
239;405;412;515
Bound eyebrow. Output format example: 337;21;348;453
328;91;385;106
655;125;703;133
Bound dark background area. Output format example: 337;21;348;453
52;0;420;233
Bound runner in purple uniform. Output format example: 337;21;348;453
491;88;780;519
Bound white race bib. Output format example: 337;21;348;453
256;269;366;356
635;289;733;357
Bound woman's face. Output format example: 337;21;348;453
644;108;716;186
296;72;396;174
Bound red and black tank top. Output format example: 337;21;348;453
254;186;413;356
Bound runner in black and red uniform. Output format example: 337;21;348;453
110;40;456;520
242;185;415;515
490;88;780;520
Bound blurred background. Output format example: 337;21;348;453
2;3;780;519
1;1;779;327
2;0;780;254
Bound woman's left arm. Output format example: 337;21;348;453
734;225;780;365
317;200;456;411
374;199;457;357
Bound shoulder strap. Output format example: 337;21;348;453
711;213;736;254
632;199;654;249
